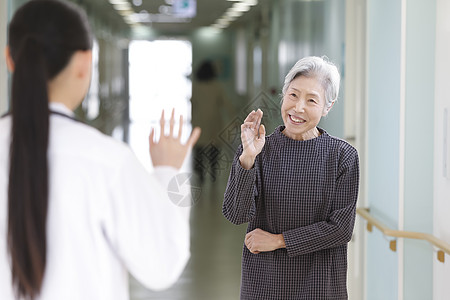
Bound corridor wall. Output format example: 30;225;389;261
366;0;401;298
433;0;450;298
403;1;435;299
276;0;346;139
366;0;435;299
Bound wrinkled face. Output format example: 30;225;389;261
281;75;328;140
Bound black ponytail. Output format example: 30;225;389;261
7;1;92;298
8;36;50;299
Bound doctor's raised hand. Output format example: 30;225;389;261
150;109;201;169
239;109;265;170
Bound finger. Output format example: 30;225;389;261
258;124;265;140
149;127;155;145
186;127;201;148
257;108;264;119
169;108;175;137
256;109;263;128
244;232;252;244
246;240;252;251
177;114;183;140
244;238;249;248
160;110;165;136
254;109;263;130
243;110;256;123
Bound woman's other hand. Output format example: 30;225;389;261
244;228;286;254
149;109;201;169
239;109;265;169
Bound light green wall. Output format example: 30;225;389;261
275;0;346;138
366;0;436;299
403;0;435;299
366;0;401;299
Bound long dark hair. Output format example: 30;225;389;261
7;1;92;298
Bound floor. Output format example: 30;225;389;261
129;165;247;300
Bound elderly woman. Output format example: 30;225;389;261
223;56;359;299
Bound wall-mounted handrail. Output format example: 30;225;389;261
357;207;450;263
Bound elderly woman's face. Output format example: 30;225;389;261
281;75;327;140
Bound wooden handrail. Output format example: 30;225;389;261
356;207;450;263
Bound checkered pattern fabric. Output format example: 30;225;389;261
223;126;359;300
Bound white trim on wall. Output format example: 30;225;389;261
363;0;370;297
433;0;450;299
398;0;407;299
345;0;367;299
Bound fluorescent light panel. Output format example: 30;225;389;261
231;3;251;12
113;3;132;10
109;0;128;5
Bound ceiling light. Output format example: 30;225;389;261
113;3;132;10
211;24;224;30
109;0;128;5
217;18;230;26
214;23;227;29
223;15;238;21
118;9;134;16
242;0;258;5
159;5;171;14
231;3;251;12
225;9;243;17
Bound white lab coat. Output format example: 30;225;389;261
0;103;190;300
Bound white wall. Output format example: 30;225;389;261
433;0;450;298
0;0;8;115
345;0;367;298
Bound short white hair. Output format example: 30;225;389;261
282;56;340;111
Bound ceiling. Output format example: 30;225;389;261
89;0;263;35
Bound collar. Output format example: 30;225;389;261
48;102;75;118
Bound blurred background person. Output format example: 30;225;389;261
191;60;234;194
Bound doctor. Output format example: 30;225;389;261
0;1;200;300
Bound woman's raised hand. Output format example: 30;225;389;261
239;109;265;170
149;109;201;169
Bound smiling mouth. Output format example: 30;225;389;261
289;114;306;124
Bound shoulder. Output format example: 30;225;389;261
321;132;359;165
49;117;134;167
263;125;283;146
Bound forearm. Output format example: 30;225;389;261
239;153;256;170
282;204;356;257
223;156;258;225
110;153;190;290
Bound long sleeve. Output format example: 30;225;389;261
222;145;258;225
282;147;359;257
104;150;190;291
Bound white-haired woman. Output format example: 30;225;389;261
223;56;359;299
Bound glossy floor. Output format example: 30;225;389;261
130;171;247;300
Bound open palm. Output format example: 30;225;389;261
241;109;266;158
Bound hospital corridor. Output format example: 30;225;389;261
0;0;449;299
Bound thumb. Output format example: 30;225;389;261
149;127;155;146
186;127;201;148
258;124;265;139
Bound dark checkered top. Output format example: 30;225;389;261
223;126;359;300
